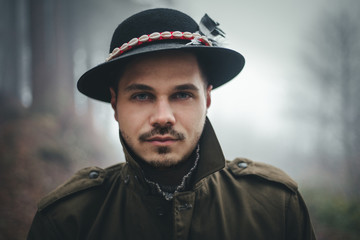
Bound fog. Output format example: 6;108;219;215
1;0;360;239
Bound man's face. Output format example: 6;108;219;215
110;51;212;168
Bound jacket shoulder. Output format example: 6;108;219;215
226;158;298;193
38;163;124;211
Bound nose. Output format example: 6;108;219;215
150;98;175;127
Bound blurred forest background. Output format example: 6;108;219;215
1;0;360;239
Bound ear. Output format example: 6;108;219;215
206;85;213;109
109;88;118;121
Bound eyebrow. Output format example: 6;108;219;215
174;84;199;91
124;83;199;92
124;84;154;92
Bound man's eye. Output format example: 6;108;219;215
173;92;192;100
131;93;152;101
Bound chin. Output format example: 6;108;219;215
144;152;184;169
146;158;180;168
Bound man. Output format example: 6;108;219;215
27;8;316;240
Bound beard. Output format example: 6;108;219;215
119;125;201;169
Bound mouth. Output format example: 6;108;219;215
145;136;179;146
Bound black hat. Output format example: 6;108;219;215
77;8;245;102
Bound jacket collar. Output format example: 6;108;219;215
120;117;225;185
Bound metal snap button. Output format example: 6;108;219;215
237;162;248;169
124;175;130;184
89;171;99;179
177;203;192;211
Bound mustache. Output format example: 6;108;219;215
139;126;185;141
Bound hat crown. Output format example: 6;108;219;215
109;8;199;53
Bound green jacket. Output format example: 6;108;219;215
27;119;316;240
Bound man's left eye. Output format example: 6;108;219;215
173;92;192;99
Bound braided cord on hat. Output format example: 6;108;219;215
106;31;212;62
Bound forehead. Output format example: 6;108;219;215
117;51;206;89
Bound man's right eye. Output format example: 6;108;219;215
131;93;153;101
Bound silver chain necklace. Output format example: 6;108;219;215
144;144;200;201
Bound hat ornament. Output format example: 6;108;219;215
198;14;226;47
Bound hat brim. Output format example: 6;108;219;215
77;42;245;102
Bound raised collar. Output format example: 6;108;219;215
120;117;226;185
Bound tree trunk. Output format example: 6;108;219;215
29;0;74;117
0;0;21;100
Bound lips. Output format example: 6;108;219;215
145;136;179;146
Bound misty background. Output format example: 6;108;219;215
1;0;360;239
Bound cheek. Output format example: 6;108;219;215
116;104;150;135
176;104;206;132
